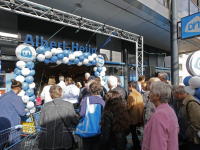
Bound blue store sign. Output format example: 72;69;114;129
181;12;200;39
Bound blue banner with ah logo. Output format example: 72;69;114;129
21;47;32;58
181;12;200;39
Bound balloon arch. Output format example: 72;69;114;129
14;43;107;113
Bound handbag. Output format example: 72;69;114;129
52;101;78;150
75;97;101;138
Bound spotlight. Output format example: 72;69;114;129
10;0;15;9
50;9;54;19
79;18;83;26
103;25;107;32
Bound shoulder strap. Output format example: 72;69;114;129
52;101;77;148
186;100;200;116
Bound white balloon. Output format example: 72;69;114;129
45;51;52;58
29;82;36;89
88;56;93;62
56;60;63;65
77;62;83;66
22;95;30;103
63;57;69;64
16;61;26;69
16;75;25;82
30;107;36;113
189;76;200;88
83;59;89;65
102;67;107;72
37;54;45;62
21;68;30;76
57;48;63;54
92;53;97;59
100;71;105;76
69;54;75;61
101;81;105;86
184;86;196;96
18;90;25;97
26;101;34;109
51;48;57;55
74;51;83;57
93;67;97;72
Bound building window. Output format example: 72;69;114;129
179;76;183;83
112;51;121;62
100;49;110;61
179;64;183;70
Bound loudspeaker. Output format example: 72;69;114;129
145;66;155;81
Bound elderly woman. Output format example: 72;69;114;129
79;81;105;150
38;85;79;150
142;81;179;150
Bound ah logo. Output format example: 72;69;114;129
194;57;200;70
185;16;200;33
21;47;32;58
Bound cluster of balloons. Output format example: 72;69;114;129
36;46;107;78
36;46;98;66
183;76;200;101
14;61;36;113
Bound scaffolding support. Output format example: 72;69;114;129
0;0;143;78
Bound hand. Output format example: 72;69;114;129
25;109;29;113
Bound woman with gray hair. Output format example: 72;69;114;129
142;81;179;150
38;85;79;150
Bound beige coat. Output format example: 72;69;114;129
177;94;200;144
127;90;144;125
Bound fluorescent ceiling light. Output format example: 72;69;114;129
0;32;18;38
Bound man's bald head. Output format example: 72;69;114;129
147;77;160;91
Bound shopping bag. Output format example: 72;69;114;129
75;97;101;138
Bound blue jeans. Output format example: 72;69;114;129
187;140;200;150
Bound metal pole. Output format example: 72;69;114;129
171;0;179;112
122;41;129;93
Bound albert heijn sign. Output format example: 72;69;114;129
181;12;200;39
24;34;97;53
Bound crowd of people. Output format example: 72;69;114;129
0;72;200;150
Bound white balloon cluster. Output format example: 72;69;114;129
14;60;36;114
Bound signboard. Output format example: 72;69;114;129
186;51;200;76
0;89;6;96
181;12;200;39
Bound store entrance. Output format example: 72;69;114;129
34;62;92;86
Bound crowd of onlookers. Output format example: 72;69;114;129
0;72;200;150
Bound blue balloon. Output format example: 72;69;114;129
73;58;80;64
79;55;85;61
51;56;58;63
102;76;106;81
25;89;34;97
57;53;64;60
29;70;35;76
97;66;103;72
63;50;69;57
44;58;50;64
29;95;36;102
87;62;92;66
92;59;97;65
183;76;192;86
94;71;100;77
194;96;200;102
45;46;51;51
196;88;200;99
83;52;90;58
26;62;35;70
14;68;21;75
22;82;29;91
37;46;45;54
25;76;34;83
67;61;73;66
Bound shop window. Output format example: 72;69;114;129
190;0;199;15
129;54;136;64
100;49;110;61
179;64;183;70
112;51;121;62
105;65;123;76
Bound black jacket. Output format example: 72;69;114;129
111;85;127;104
99;112;129;150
